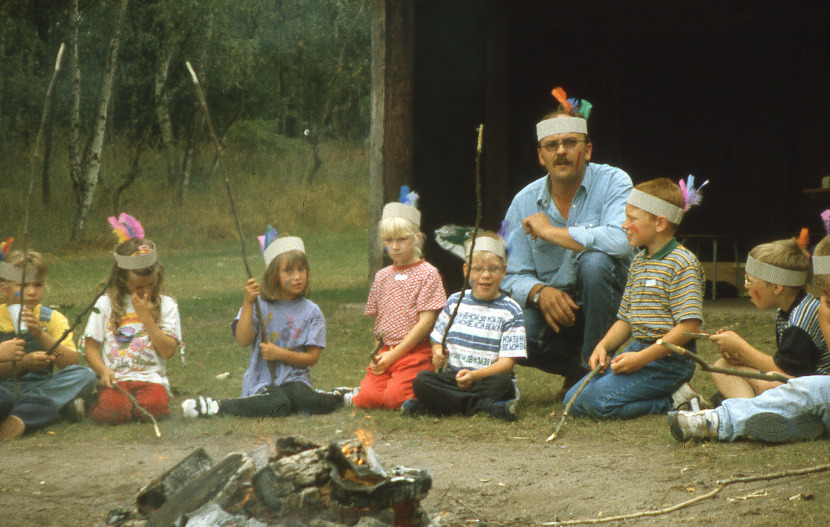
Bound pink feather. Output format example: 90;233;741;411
119;213;145;240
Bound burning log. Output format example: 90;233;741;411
136;448;214;515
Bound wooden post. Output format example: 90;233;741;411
368;0;415;282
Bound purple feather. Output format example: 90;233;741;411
679;175;708;211
821;209;830;235
119;213;145;240
259;226;278;253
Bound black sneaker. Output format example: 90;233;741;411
744;412;824;443
400;398;427;417
489;400;518;422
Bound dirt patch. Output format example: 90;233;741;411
2;426;827;527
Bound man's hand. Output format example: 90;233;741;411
455;369;475;389
537;286;580;332
610;351;648;374
522;213;553;240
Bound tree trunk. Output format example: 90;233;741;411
41;99;55;203
68;0;82;208
154;30;178;186
0;14;6;145
72;0;129;240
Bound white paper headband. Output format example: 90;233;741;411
627;189;685;224
263;236;305;267
0;262;38;283
536;116;588;141
465;236;506;261
113;243;158;270
813;255;830;275
382;202;421;228
745;255;808;287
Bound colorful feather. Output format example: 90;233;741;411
679;174;709;211
576;99;593;120
821;209;830;235
551;87;573;114
258;225;278;253
399;186;419;208
108;213;145;243
0;237;12;261
797;228;810;250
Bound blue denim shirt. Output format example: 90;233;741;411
502;162;633;307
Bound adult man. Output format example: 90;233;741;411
502;93;633;396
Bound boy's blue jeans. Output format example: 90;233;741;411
519;251;628;379
716;375;830;441
563;339;695;419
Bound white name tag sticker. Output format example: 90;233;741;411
645;279;657;287
395;274;408;281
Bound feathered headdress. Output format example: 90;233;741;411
259;225;305;267
0;237;12;262
678;175;709;211
382;186;422;227
551;87;593;120
108;213;157;270
821;209;830;236
814;210;830;274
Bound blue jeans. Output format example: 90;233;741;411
1;365;97;409
716;376;830;441
519;251;628;378
564;339;696;419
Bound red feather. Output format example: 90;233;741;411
551;87;573;114
797;228;810;251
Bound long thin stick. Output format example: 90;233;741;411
46;275;115;356
656;339;791;383
546;364;601;441
542;463;830;525
439;125;484;372
185;62;270;377
12;43;66;396
114;384;161;437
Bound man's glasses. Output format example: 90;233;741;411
540;138;585;152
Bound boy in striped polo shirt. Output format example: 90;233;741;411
404;232;527;421
563;177;706;419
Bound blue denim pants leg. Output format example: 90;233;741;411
564;339;696;420
5;365;98;409
575;251;629;367
716;375;830;441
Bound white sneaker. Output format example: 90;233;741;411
668;409;719;441
332;387;359;406
181;396;219;418
671;382;711;410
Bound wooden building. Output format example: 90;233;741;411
370;0;830;290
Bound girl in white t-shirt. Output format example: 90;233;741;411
82;214;182;425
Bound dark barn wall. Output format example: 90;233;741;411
403;1;830;291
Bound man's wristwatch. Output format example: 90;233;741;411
532;285;549;306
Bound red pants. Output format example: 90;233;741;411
352;341;433;410
90;381;170;425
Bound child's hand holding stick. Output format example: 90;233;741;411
658;339;790;383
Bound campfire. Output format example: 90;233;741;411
105;436;432;527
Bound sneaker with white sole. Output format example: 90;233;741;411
668;409;719;441
671;382;711;410
744;412;824;443
181;396;220;418
489;400;518;422
332;387;359;406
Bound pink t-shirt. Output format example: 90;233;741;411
365;260;447;347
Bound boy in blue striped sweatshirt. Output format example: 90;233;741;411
563;177;706;419
404;231;527;421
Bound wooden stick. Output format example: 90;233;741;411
114;384;161;437
546;364;601;442
541;463;830;525
185;61;270;377
12;43;66;396
656;339;791;383
438;125;484;372
45;275;114;356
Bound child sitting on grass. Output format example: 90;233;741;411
668;235;830;442
707;237;828;401
403;232;526;421
350;189;447;410
563;177;706;419
182;230;341;418
82;214;183;425
0;246;96;429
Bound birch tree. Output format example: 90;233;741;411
69;0;130;240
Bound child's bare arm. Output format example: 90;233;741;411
83;338;116;388
132;292;177;360
611;318;700;374
371;309;439;374
708;330;780;372
235;278;259;347
259;344;321;368
591;319;631;370
456;357;516;389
